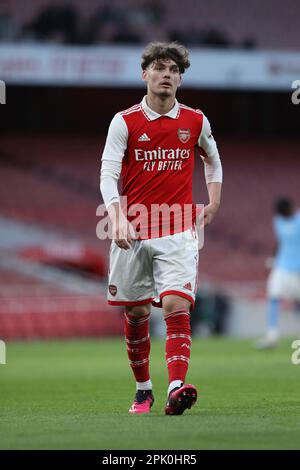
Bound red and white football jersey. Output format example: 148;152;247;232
101;96;222;238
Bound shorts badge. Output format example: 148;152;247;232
109;284;117;296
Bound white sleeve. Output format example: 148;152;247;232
100;113;128;208
198;114;223;183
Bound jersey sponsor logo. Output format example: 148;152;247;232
183;282;192;291
178;128;191;143
109;284;117;296
134;147;191;161
138;133;151;141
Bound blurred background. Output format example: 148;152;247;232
0;0;300;341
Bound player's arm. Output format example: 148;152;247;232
100;114;135;250
205;182;222;226
198;115;223;226
265;218;279;269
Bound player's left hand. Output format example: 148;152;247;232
204;202;220;226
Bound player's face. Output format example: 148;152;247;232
142;59;181;98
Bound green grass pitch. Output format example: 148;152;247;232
0;337;299;450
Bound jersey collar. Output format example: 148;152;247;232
141;96;180;121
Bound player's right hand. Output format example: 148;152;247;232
112;215;135;250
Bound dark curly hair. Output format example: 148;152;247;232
141;41;190;74
274;197;293;217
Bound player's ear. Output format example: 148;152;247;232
177;74;182;87
142;69;148;82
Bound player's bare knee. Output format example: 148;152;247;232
125;304;151;317
162;295;191;318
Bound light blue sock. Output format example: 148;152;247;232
267;298;279;331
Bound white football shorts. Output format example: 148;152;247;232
107;228;199;308
267;268;300;301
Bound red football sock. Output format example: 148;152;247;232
124;312;151;383
164;310;192;384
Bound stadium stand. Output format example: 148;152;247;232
0;134;125;339
1;0;300;49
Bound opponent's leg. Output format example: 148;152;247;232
256;298;280;349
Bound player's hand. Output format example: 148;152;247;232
108;202;136;250
112;213;135;250
204;202;220;226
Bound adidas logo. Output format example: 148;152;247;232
183;282;192;291
138;133;151;142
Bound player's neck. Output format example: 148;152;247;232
146;93;176;116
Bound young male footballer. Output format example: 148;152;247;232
100;42;223;414
256;198;300;349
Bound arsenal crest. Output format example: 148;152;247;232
109;284;117;296
178;128;191;144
